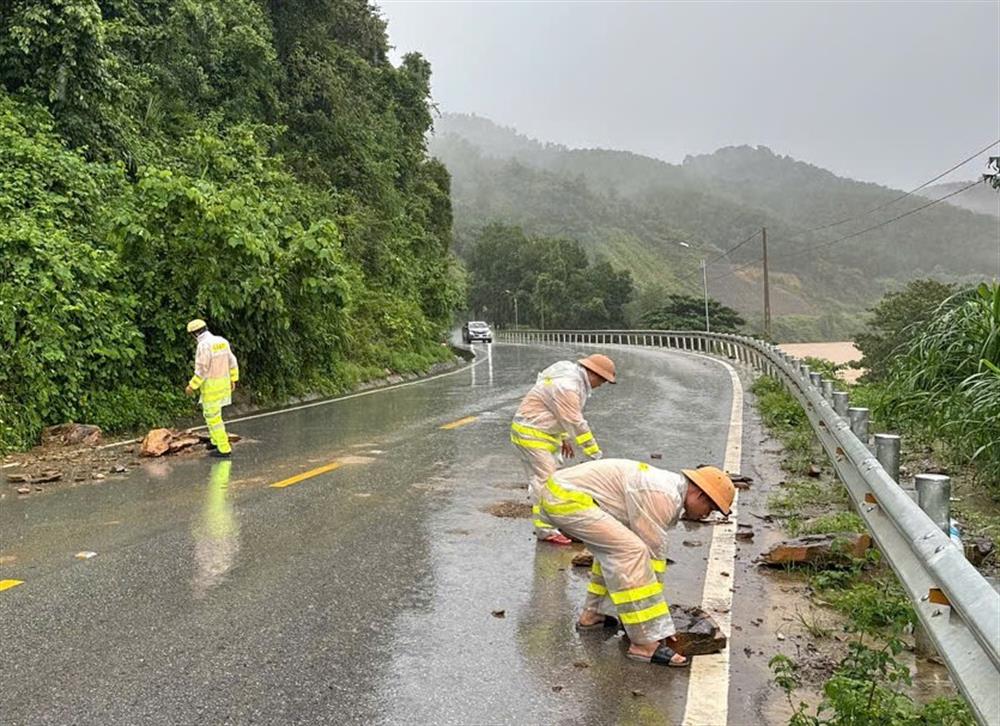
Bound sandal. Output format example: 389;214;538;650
626;642;690;668
575;615;620;632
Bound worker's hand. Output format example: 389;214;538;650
184;385;194;397
231;381;236;392
561;440;575;459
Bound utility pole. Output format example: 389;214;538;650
762;226;772;340
701;258;710;332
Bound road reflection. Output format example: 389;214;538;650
192;460;239;598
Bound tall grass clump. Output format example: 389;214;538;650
879;283;1000;492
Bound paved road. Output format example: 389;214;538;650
1;343;739;725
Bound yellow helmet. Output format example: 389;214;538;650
186;319;207;333
682;466;735;515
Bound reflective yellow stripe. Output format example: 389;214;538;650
511;423;561;444
542;477;597;516
651;559;666;573
510;435;559;453
587;582;608;597
610;581;663;605
189;375;204;389
638;462;650;472
583;444;601;456
542;500;595;516
534;520;551;528
591;561;603;576
618;600;670;625
575;431;595;445
532;505;541;514
212;342;229;352
230;369;239;382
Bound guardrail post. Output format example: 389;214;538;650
800;363;810;380
916;474;951;534
809;371;822;387
875;434;901;483
848;407;870;442
821;379;834;401
833;391;849;418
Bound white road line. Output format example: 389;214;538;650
95;357;486;450
681;354;743;726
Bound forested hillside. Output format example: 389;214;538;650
0;0;463;451
432;113;998;340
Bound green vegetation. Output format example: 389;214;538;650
0;1;463;452
639;294;744;333
464;223;633;329
432;113;996;341
854;281;1000;491
754;372;972;723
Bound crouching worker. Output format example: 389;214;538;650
540;458;734;667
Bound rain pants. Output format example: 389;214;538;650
540;458;687;645
511;361;603;538
188;331;239;454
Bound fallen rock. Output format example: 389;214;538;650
736;524;754;541
757;533;871;568
491;609;506;619
41;423;103;447
572;550;594;568
111;465;127;474
650;453;663;460
168;436;201;453
807;464;822;478
965;537;996;568
141;428;174;457
670;606;727;656
16;486;30;495
8;473;30;484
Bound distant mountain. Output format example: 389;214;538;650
431;113;999;340
920;181;999;217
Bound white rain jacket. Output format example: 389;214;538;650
188;331;239;408
550;458;687;561
511;360;602;458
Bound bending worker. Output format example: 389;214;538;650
540;458;734;667
184;319;239;458
511;354;616;545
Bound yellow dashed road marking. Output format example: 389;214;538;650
0;579;24;592
270;462;343;489
440;415;477;430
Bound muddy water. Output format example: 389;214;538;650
778;342;864;382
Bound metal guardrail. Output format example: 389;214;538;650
499;328;1000;726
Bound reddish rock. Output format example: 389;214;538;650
140;429;173;457
757;533;871;568
168;436;201;453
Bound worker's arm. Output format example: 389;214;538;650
187;341;211;391
627;489;678;565
228;347;239;387
552;386;602;459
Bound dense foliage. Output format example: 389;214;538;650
875;283;1000;489
465;223;633;329
432;114;997;341
854;279;957;380
639;294;745;333
0;0;463;451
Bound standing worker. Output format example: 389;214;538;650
184;319;239;458
511;354;616;544
540;458;734;667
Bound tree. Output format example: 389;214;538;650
640;294;745;332
855;279;957;381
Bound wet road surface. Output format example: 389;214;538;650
1;343;739;725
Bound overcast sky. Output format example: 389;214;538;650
379;1;999;190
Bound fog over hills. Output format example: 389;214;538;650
431;113;999;340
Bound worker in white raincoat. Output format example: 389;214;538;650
540;458;735;667
184;319;239;457
511;354;616;544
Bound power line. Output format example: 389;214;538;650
706;179;986;284
674;229;761;285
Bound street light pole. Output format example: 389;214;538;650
504;289;519;330
701;258;710;332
